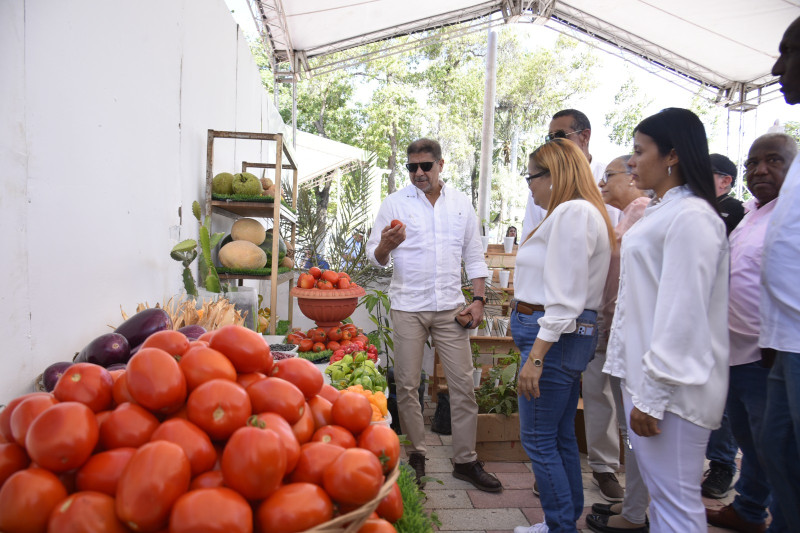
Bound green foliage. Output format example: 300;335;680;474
605;77;653;147
360;289;394;360
395;465;440;533
785;121;800;145
475;353;521;415
170;201;224;296
275;319;291;336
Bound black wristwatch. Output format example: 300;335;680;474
472;296;485;303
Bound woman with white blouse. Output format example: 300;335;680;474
603;108;730;532
511;138;614;533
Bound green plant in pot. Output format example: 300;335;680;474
475;352;521;416
170;200;225;296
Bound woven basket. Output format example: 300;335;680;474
304;464;400;532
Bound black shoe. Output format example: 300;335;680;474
452;460;503;492
701;464;734;499
591;503;621;516
408;453;426;488
586;514;648;533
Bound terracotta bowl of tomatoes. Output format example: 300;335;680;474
290;286;366;327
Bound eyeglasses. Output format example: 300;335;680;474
523;169;549;185
405;161;436;173
600;170;629;185
544;129;586;143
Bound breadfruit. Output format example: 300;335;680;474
232;172;262;196
212;172;234;194
280;256;294;268
231;218;266;245
260;177;274;190
218;240;267;269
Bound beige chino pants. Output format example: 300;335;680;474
391;308;478;464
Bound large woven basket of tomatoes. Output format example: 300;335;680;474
291;268;366;327
0;325;403;532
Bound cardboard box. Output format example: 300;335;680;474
475;412;529;461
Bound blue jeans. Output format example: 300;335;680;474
511;309;598;533
760;352;800;531
705;410;737;472
727;362;786;530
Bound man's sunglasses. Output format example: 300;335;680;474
405;161;436;173
523;169;549;185
544;129;586;143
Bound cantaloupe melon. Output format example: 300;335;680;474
231;218;266;245
218;241;267;269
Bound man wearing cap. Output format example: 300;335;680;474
711;153;745;236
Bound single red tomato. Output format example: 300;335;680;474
291;402;315;444
246;377;305;424
358;518;398;532
298;339;314;353
256;483;333;532
150;418;216;477
98;402;159;449
187;339;209;350
312;342;326;353
252;412;300;473
308;267;322;279
337;278;351;289
186;379;251;442
9;393;58;445
341;329;353;342
179;346;237;391
375;482;404;523
235;371;266;389
0;392;51;443
189;470;224;490
312;425;356;448
0;468;68;533
111;371;136;406
326;327;343;342
126;347;187;414
48;491;128;533
116;441;192;532
270;357;323;399
286;332;305;345
197;330;216;343
338;272;351;281
331;392;372;435
307;396;333;430
326;340;341;352
26;401;98;473
357;425;401;474
297;273;316;289
289;441;345;486
0;442;29;487
209;325;273;374
390;219;402;228
323;448;384;505
355;334;370;347
169;487;253;533
318;384;340;404
141;329;191;358
316;279;334;290
308;328;327;343
221;426;286;501
53;363;114;413
321;270;339;284
75;447;136;496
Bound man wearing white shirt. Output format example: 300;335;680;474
366;138;502;493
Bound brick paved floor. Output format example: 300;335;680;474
407;399;740;532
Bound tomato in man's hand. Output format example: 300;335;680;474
390;220;402;228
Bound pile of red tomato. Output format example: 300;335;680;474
288;323;378;362
0;325;402;533
296;267;357;291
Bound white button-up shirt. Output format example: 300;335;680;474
760;154;800;353
604;186;730;429
366;182;488;312
514;199;611;343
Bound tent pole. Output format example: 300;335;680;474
477;29;497;235
292;77;297;149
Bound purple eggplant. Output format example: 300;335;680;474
43;361;74;392
177;325;206;340
114;308;172;349
75;332;131;367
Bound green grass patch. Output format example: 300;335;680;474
395;464;440;532
298;350;333;363
211;194;296;212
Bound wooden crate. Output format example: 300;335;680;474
475;412;528;461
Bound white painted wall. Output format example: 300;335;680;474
0;0;293;403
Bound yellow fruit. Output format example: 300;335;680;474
218;241;267;269
231;218;266;245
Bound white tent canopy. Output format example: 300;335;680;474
252;0;798;108
294;130;369;187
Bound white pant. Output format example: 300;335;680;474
583;351;624;473
610;377;648;524
623;389;710;533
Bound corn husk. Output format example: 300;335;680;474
121;295;247;331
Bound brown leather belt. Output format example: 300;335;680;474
511;299;545;314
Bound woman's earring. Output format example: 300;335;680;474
629;181;634;186
668;165;672;176
549;185;552;190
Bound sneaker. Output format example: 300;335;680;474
452;460;503;492
532;480;539;496
701;465;734;499
514;521;549;533
408;453;426;488
593;472;624;502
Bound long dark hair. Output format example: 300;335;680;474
634;108;718;211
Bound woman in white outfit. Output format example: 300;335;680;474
603;108;730;532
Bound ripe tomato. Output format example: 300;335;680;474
48;491;128;533
209;325;273;374
358;425;401;474
309;328;327;343
197;330;216;343
289;442;345;485
75;447;136;496
326;327;343;341
326;340;341;351
318;384;340;404
270;357;324;399
256;483;333;532
236;371;266;389
111;372;136;406
126;347;187;414
186;379;251;442
316;279;334;290
338;272;351;282
0;443;29;487
53;363;114;413
26;402;98;473
309;266;322;279
322;448;384;505
150;418;216;477
178;346;237;391
343;323;358;336
376;482;404;523
312;425;356;448
321;270;339;284
0;392;51;442
291;402;315;443
390;219;402;228
337;278;351;289
116;441;191;532
331;392;372;435
355;334;370;347
286;333;305;345
141;329;191;358
221;426;286;500
312;342;326;353
298;339;314;353
297;273;316;289
9;393;58;445
169;487;253;533
0;468;68;533
358;518;398;532
246;377;305;424
189;470;224;490
341;329;353;342
253;412;301;472
98;402;159;450
307;396;333;430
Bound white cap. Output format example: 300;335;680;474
767;119;785;134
